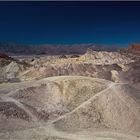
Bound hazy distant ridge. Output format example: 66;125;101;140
0;43;118;55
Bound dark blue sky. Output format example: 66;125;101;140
0;2;140;46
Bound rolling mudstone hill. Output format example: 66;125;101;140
5;47;138;83
1;45;140;84
0;76;139;140
0;44;140;139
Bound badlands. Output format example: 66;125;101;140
0;45;140;140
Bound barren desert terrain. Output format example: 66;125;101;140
0;46;140;140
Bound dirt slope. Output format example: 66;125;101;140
0;76;139;139
53;83;140;135
8;76;108;120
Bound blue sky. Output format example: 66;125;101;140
0;2;140;47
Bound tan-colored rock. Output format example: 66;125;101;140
111;70;120;82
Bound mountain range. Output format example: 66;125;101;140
0;42;119;55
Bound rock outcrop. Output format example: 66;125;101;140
129;44;140;51
0;54;30;82
18;49;134;82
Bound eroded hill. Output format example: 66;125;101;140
0;76;139;140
